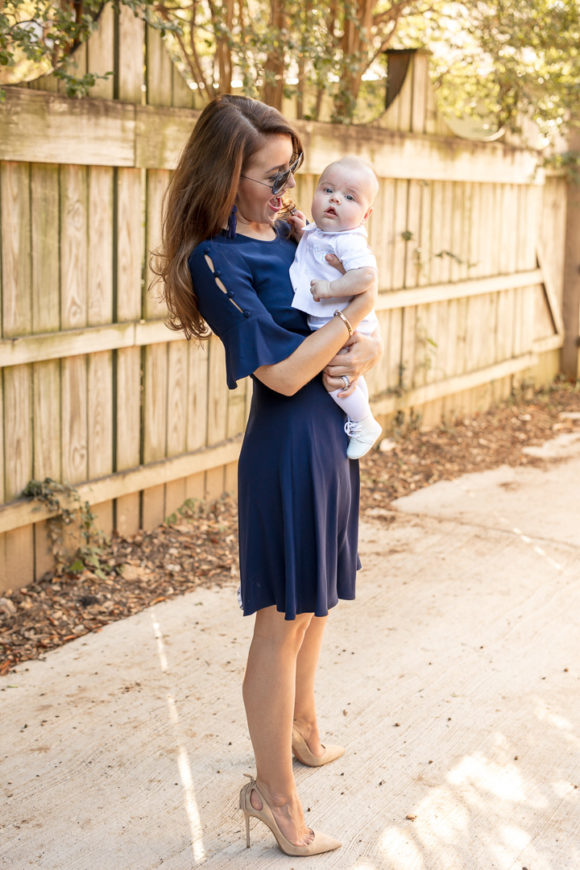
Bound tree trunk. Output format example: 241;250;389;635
332;0;376;121
262;0;286;109
208;0;234;92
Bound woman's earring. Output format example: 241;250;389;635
226;205;237;239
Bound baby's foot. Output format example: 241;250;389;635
344;415;382;459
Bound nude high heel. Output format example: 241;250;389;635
239;777;341;857
292;725;345;767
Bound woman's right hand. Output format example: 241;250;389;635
323;328;383;397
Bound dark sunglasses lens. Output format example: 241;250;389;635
272;172;288;196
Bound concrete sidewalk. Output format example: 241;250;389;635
1;433;579;870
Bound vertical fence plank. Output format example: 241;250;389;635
88;167;114;325
118;6;145;102
165;341;189;516
495;289;513;362
142;343;168;527
62;358;88;485
86;4;115;99
507;184;519;275
468;183;483;279
141;167;170;526
171;65;195;109
410;55;428;134
146;28;174;106
1;163;34;582
226;390;247;440
405;180;422;288
391;180;408;290
88;167;114;534
450;183;464;282
61;165;88;328
31;165;60;333
498;185;511;275
1;163;31;337
525;186;540;270
429;181;445;285
417;181;432;286
204;336;228;499
387;309;403;393
377;179;396;289
489;184;503;276
32;360;62;578
115;347;142;536
67;43;88;86
396;65;413;132
430;302;443;384
515;185;528;272
441;182;455;283
115;167;144;535
4;369;32;492
117;169;144;321
4;366;34;583
59;163;88;546
207;336;228;445
33;362;62;482
142;345;168;459
186;341;209;453
166;342;188;456
400;306;417;393
522;285;535;354
145;170;170;320
88;352;113;492
442;300;456;379
30;163;61;577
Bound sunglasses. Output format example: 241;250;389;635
241;153;303;196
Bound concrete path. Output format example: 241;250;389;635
2;433;579;870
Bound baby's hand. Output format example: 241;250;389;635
310;279;333;302
287;208;307;237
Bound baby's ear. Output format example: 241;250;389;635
361;206;373;224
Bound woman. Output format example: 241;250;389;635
156;95;380;857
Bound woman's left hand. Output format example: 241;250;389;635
323;329;383;397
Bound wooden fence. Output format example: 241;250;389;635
0;9;568;588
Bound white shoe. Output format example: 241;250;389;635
344;415;382;459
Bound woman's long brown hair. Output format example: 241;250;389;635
151;95;304;340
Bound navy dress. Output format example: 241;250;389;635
188;223;360;620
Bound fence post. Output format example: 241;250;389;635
562;127;580;380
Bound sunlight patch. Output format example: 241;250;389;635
379;826;425;869
447;753;526;802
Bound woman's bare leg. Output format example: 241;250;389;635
293;615;328;756
242;606;314;846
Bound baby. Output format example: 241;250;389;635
290;155;382;459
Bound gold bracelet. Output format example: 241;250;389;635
333;309;353;338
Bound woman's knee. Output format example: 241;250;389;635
254;607;313;650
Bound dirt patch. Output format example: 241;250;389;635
1;382;579;674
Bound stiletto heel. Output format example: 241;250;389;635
292;725;345;767
238;777;341;857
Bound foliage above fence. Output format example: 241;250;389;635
2;0;579;135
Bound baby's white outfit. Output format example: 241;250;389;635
290;223;381;458
290;223;379;336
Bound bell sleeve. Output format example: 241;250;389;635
188;241;305;390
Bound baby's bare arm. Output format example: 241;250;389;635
310;266;377;302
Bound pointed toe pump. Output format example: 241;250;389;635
239;778;341;857
292;725;345;767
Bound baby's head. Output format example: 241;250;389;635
311;156;378;233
